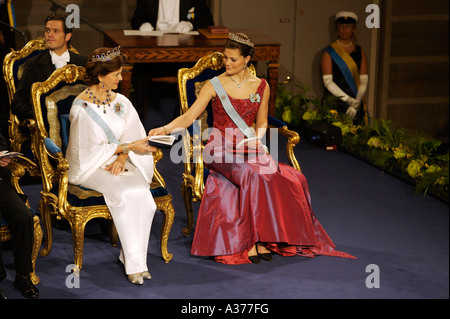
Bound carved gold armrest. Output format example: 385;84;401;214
8;157;27;196
192;132;205;200
277;126;301;172
152;148;166;188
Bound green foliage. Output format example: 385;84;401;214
274;84;449;202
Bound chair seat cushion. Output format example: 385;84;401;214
49;184;168;208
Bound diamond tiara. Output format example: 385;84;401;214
228;33;254;48
91;46;121;62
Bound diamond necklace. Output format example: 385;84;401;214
228;70;250;88
86;87;112;113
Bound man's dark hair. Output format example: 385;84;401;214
45;13;73;35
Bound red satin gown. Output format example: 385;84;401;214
190;78;355;264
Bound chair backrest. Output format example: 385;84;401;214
31;64;86;190
3;37;80;104
3;37;48;105
4;37;81;153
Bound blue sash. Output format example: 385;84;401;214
325;45;358;96
74;99;120;145
210;77;255;139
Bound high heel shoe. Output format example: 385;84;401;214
141;271;152;280
258;253;273;262
248;255;261;264
127;273;144;285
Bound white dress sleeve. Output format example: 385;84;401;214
117;94;154;184
66;100;119;185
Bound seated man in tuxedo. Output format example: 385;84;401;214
0;132;38;299
11;13;87;121
130;0;214;121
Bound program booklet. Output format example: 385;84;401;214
148;135;176;148
0;151;23;159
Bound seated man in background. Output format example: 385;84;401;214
11;13;87;121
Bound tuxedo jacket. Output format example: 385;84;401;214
11;50;87;121
131;0;214;31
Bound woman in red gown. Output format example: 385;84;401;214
150;33;355;264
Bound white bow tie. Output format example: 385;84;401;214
50;51;70;69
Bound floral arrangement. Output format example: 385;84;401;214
275;84;449;202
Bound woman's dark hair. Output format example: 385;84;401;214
225;33;255;66
85;47;127;85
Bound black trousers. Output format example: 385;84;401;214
0;167;34;281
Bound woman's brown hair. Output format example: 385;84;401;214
225;33;255;67
85;47;127;85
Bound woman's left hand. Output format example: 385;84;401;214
105;160;126;176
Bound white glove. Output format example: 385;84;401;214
323;74;352;104
346;106;358;118
175;21;193;33
355;74;369;103
139;22;154;32
347;97;360;108
347;74;368;118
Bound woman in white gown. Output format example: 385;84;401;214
66;47;157;285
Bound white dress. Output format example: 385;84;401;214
66;93;156;274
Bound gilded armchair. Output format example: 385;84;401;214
177;52;301;236
0;157;43;284
2;37;80;176
30;64;174;271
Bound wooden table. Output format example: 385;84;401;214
103;30;281;115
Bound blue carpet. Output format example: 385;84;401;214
1;97;448;304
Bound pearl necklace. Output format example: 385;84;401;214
228;70;250;88
337;39;353;48
86;87;112;113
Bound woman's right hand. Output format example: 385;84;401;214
148;126;166;137
133;137;157;153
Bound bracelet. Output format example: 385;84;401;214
131;142;136;152
121;143;129;154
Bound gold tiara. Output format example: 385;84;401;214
91;46;121;62
228;33;254;48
